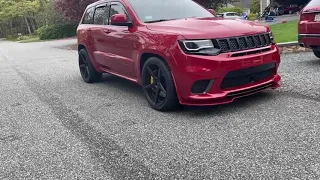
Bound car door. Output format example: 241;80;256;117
102;1;136;78
217;13;224;18
90;2;114;70
225;13;232;19
226;13;238;19
79;6;95;53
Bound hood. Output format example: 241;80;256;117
146;17;269;39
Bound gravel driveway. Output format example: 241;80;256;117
1;39;320;179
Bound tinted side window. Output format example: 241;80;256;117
110;3;127;17
94;5;110;25
82;7;95;24
306;0;320;8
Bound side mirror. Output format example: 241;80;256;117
207;9;216;15
110;13;133;27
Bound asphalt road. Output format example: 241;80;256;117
1;39;320;179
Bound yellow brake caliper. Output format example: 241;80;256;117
150;76;154;84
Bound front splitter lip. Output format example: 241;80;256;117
178;74;281;106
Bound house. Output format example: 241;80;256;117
260;0;271;14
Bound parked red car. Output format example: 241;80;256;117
298;0;320;58
77;0;282;111
284;4;300;14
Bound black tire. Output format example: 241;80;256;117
313;49;320;58
78;48;102;83
141;57;179;111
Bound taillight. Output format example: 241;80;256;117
300;13;316;21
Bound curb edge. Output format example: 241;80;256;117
277;41;299;47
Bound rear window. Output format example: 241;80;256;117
306;0;320;8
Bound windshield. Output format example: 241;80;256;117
127;0;215;23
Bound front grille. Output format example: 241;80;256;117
220;62;276;89
191;80;211;94
217;33;272;53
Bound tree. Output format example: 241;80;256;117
36;0;69;27
0;0;78;38
54;0;96;23
0;0;44;36
250;0;260;14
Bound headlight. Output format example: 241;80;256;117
182;40;214;51
178;39;220;56
269;31;275;44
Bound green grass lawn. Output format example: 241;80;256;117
7;35;43;43
6;36;21;42
269;20;298;43
19;36;42;43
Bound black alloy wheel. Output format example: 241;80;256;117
78;48;102;83
142;57;179;111
313;49;320;59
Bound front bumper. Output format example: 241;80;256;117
298;34;320;49
170;45;281;106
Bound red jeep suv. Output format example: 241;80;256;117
298;0;320;58
77;0;281;111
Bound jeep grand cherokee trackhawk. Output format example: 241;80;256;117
77;0;282;111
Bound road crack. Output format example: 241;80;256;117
278;91;320;103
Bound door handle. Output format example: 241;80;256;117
87;28;92;32
103;29;111;34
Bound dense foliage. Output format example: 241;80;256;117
0;0;77;39
0;0;45;37
217;6;243;14
37;24;77;40
54;0;96;23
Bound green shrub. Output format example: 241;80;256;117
217;7;243;15
36;24;77;40
17;35;30;41
248;13;258;21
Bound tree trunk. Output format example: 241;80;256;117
24;16;32;35
30;17;36;32
9;20;13;36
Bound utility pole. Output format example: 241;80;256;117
259;0;271;20
260;0;263;16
